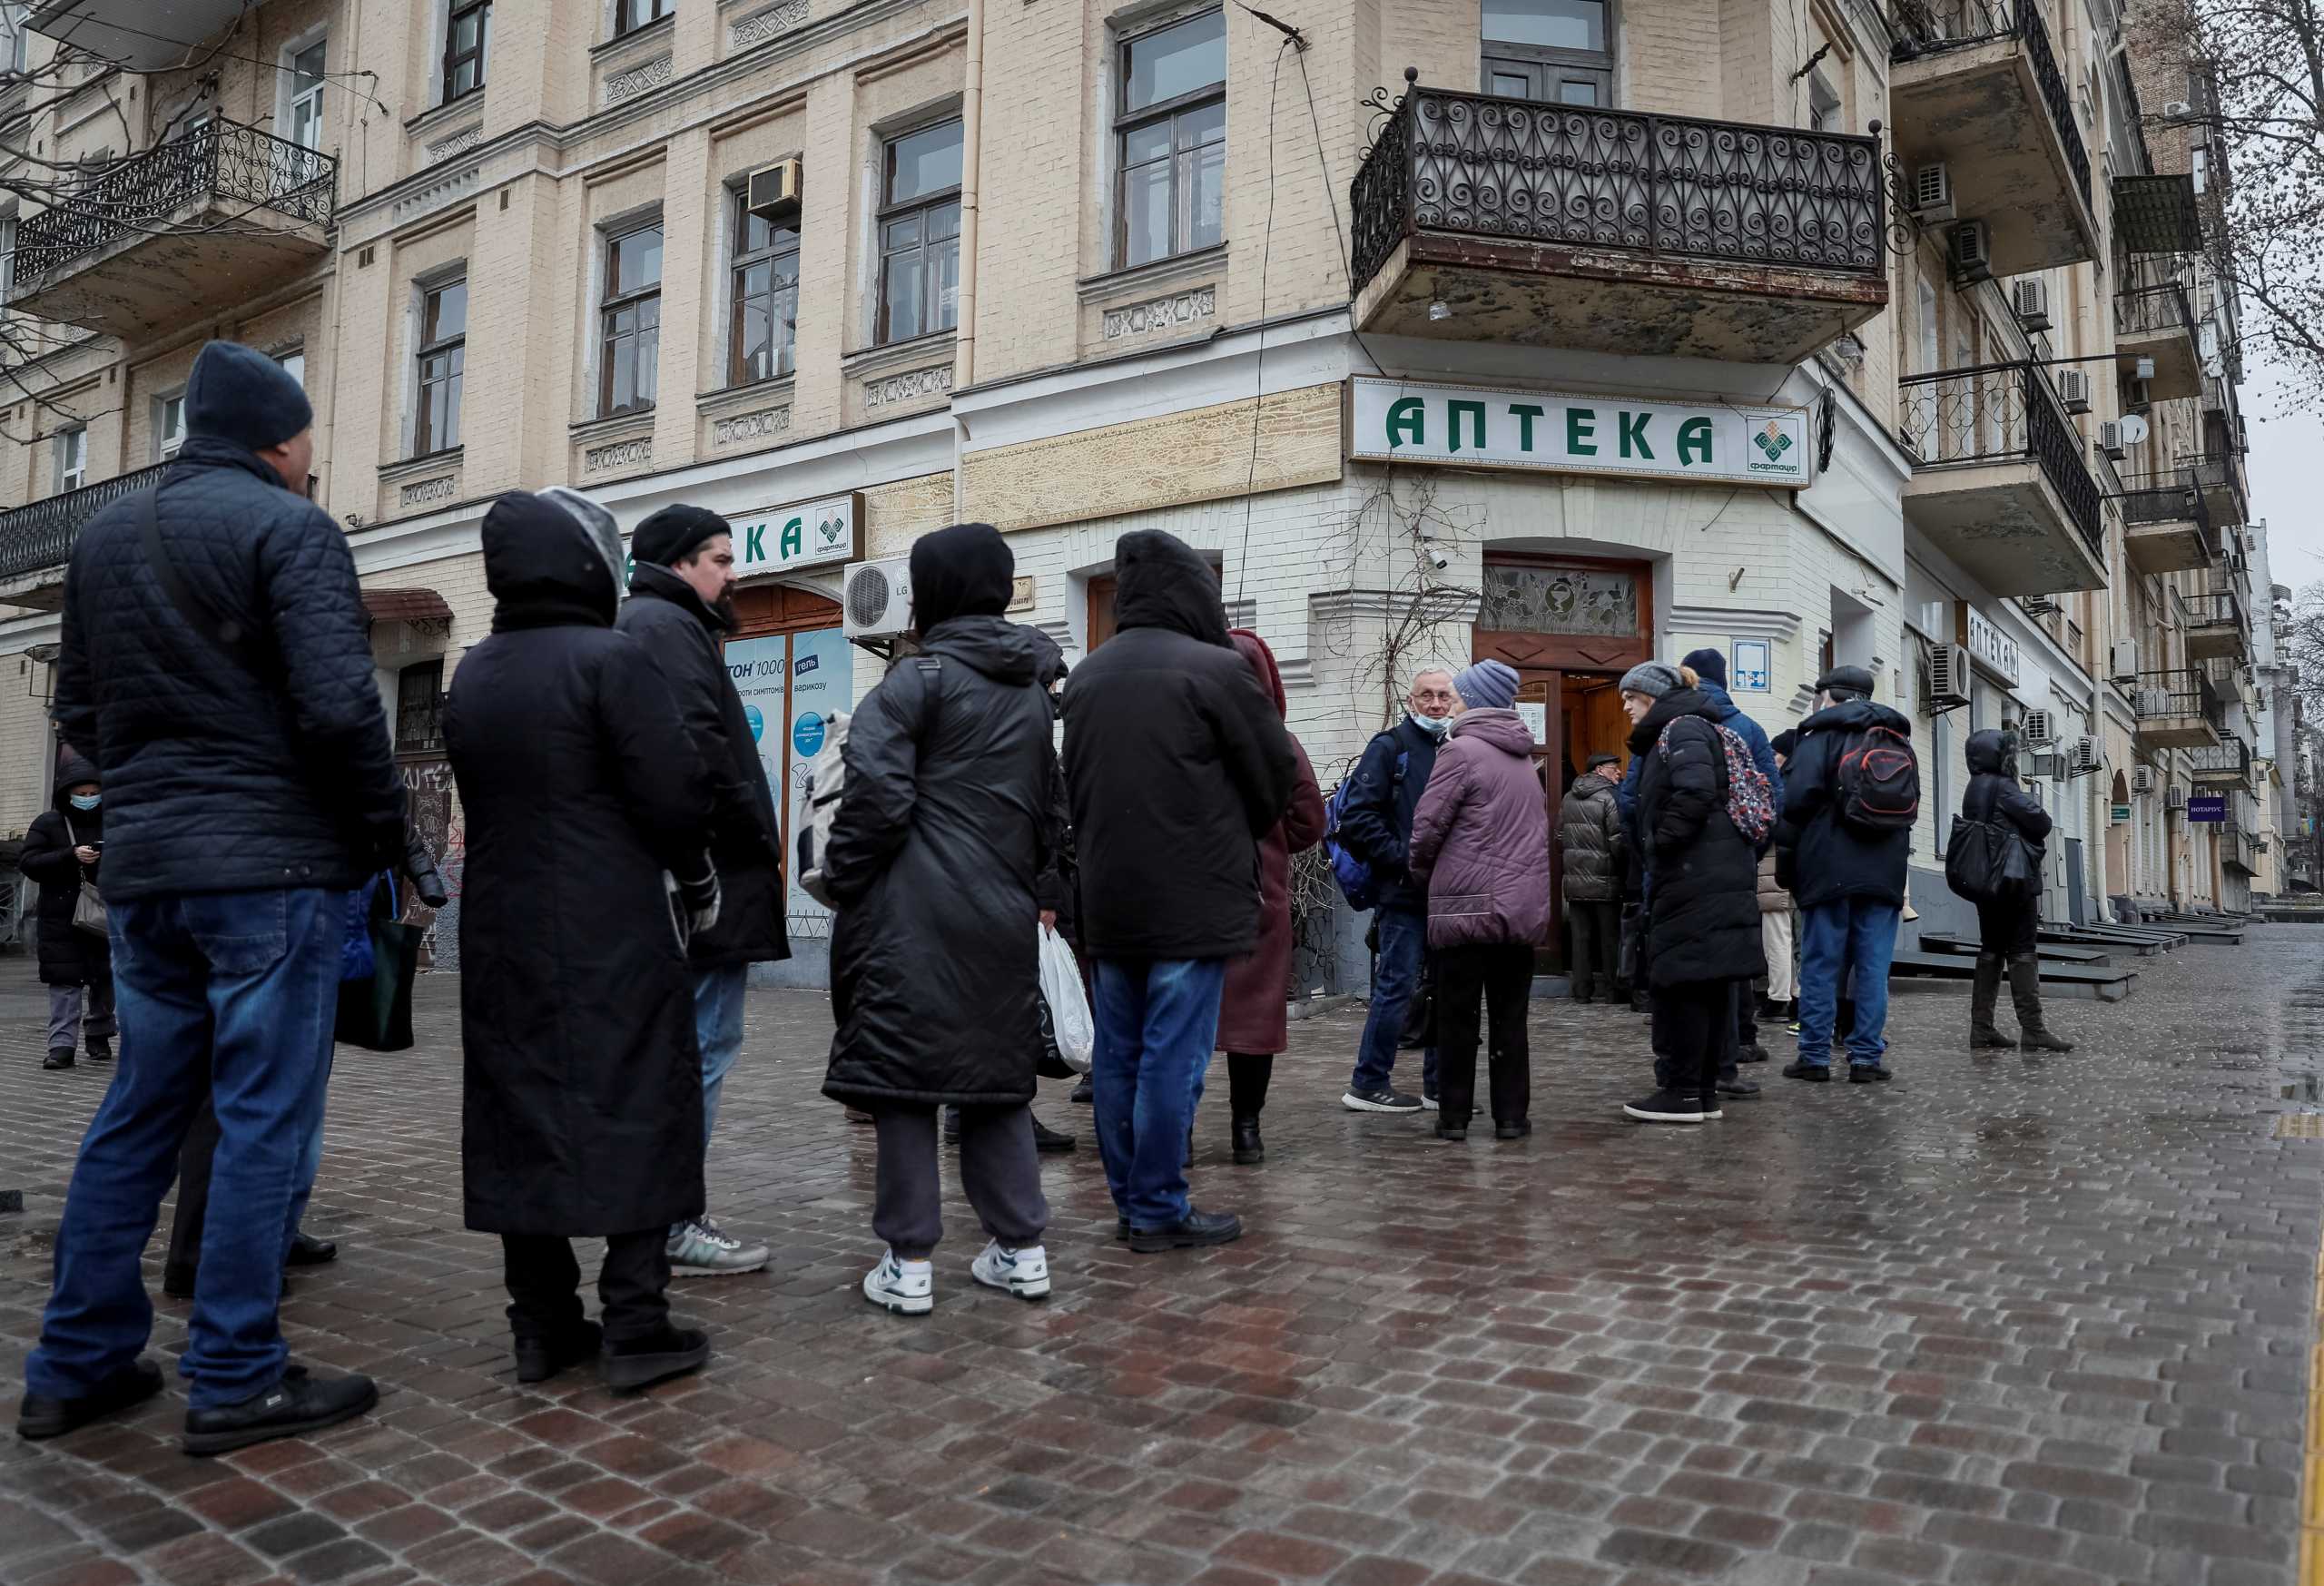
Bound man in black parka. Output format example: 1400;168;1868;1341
447;488;722;1394
616;505;790;1278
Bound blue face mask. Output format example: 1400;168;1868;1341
67;793;99;812
1409;711;1452;739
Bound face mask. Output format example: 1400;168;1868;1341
1409;711;1452;739
67;793;99;812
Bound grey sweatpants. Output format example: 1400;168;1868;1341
872;1103;1049;1260
47;967;114;1052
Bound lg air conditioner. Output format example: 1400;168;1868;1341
1950;221;1993;283
2012;279;2053;332
745;158;803;222
2021;709;2057;746
842;555;914;641
2100;420;2128;460
2132;764;2157;795
2110;640;2140;683
1927;644;1973;707
1910;163;1955;223
2056;369;2093;414
2069;736;2103;776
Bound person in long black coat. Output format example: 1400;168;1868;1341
822;523;1060;1315
1618;664;1765;1125
20;750;113;1071
1962;727;2073;1053
445;488;721;1394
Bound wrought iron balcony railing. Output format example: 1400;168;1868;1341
1887;1;2090;211
2114;467;2212;532
2117;281;2195;342
0;463;172;582
2189;740;2251;781
12;122;336;288
2130;668;2225;729
2177;587;2244;632
1896;361;2102;548
1349;87;1885;297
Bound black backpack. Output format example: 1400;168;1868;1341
1834;721;1920;832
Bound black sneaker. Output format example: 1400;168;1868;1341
285;1231;338;1267
16;1358;163;1441
1622;1089;1719;1124
1434;1121;1468;1142
1735;1043;1770;1064
1341;1088;1423;1114
182;1368;378;1456
1782;1060;1831;1082
1127;1207;1242;1253
1070;1077;1094;1105
1031;1117;1076;1153
1848;1064;1894;1084
514;1322;602;1384
84;1035;112;1062
42;1048;73;1071
1494;1119;1531;1140
1716;1077;1761;1098
603;1326;710;1394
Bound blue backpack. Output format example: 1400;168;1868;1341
1323;741;1408;912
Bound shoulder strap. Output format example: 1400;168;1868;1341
135;488;272;678
912;655;942;742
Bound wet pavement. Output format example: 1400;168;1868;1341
3;932;2323;1586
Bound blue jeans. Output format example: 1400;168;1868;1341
1350;907;1438;1096
289;1045;339;1256
26;888;345;1411
1090;958;1226;1229
694;964;748;1145
1797;900;1900;1069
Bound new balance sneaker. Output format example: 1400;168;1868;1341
1621;1089;1720;1124
862;1249;933;1315
970;1240;1051;1301
668;1217;769;1276
1342;1088;1423;1114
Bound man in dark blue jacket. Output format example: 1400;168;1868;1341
1337;668;1455;1113
21;343;400;1455
1680;648;1784;1064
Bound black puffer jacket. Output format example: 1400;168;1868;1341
1779;697;1915;910
447;492;716;1237
54;438;403;900
1063;531;1298;959
1557;769;1627;903
822;616;1059;1107
616;563;791;970
1962;728;2052;856
20;751;106;987
1633;689;1765;987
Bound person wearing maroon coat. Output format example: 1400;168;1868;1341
1213;631;1325;1166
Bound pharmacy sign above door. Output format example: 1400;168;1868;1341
1349;379;1814;488
732;491;864;577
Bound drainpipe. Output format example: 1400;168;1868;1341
955;0;983;393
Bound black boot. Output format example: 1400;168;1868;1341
1031;1115;1076;1152
1226;1052;1271;1165
2009;955;2074;1051
1231;1117;1265;1164
1969;953;2014;1049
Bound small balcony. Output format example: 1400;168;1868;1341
0;463;172;611
7;121;336;340
2176;587;2249;664
2183;452;2247;531
2221;817;2260;876
1349;85;1888;362
2115;282;2203;400
1896;362;2105;595
2115;467;2215;575
2131;668;2224;753
29;0;264;72
1885;1;2099;275
2189;740;2253;789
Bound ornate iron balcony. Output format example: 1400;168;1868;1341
2177;588;2244;631
2130;669;2225;730
2113;467;2211;532
1896;361;2102;549
2117;281;2195;342
0;463;172;583
12;122;336;288
1350;87;1884;299
1887;2;2090;211
2188;740;2252;783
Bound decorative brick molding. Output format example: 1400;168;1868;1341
585;437;652;471
391;164;480;224
1102;284;1216;340
426;125;483;165
605;54;674;104
713;407;790;446
399;475;458;507
732;0;810;49
863;364;951;410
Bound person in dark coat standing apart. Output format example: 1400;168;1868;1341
447;488;721;1393
1213;629;1325;1167
1961;728;2073;1053
1680;647;1783;1066
21;341;402;1453
823;524;1060;1314
1407;662;1550;1141
21;751;113;1071
616;504;791;1277
1064;531;1296;1252
1618;663;1766;1125
1556;752;1627;1006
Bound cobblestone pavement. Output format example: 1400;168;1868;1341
3;933;2323;1586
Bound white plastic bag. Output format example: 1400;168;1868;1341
1038;926;1095;1074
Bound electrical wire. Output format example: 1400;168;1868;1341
1233;34;1295;609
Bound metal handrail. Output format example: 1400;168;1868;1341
2176;587;2243;632
1896;361;2102;549
1887;2;2090;210
2116;281;2195;342
2113;466;2212;535
0;463;172;581
2189;741;2251;780
1350;86;1884;295
2130;668;2225;728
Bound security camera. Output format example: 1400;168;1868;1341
1428;550;1450;571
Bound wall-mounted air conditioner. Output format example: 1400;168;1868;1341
2069;737;2103;776
2021;709;2057;746
2056;369;2093;414
1927;644;1973;707
2110;640;2140;683
2167;784;2189;811
2012;279;2052;332
2132;764;2157;795
746;159;803;222
1950;221;1992;283
1911;163;1955;223
842;556;914;640
2099;420;2127;460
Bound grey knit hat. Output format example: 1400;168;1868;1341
1619;661;1683;700
1452;659;1520;711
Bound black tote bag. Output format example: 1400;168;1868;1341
336;876;422;1052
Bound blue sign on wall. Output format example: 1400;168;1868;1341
791;711;827;758
2187;793;2227;823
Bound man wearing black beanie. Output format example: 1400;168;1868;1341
616;503;791;1276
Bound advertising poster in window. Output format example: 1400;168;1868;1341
724;632;790;861
783;627;850;931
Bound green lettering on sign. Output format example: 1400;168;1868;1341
1448;400;1486;454
745;522;766;563
1508;403;1544;452
1567;408;1597;457
1386;397;1425;449
1619;410;1653;459
780;517;803;560
1677;417;1714;467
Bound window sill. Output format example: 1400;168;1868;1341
841;329;957;379
1077;242;1228;303
696;375;797;413
570;408;656;438
379;448;464;481
407;91;486;136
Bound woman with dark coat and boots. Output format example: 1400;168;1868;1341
1962;728;2073;1052
1213;630;1326;1165
21;751;113;1070
823;523;1059;1315
446;488;722;1394
1618;664;1766;1124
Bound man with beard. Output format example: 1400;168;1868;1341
615;506;791;1276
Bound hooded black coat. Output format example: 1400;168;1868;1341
821;615;1059;1107
21;751;107;987
1961;729;2053;852
1779;697;1915;910
616;562;791;970
1632;688;1766;988
1062;532;1299;960
446;492;716;1237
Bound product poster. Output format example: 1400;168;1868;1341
724;635;790;806
784;626;850;926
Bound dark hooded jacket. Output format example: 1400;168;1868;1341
822;525;1059;1107
1633;687;1766;987
1064;532;1298;960
1557;768;1627;903
1779;696;1915;910
616;561;791;970
446;491;716;1237
1962;728;2052;856
1216;630;1326;1056
21;751;107;987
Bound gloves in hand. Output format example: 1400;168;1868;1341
675;864;722;939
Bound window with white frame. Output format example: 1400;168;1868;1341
729;190;799;385
155;392;186;462
1115;10;1225;269
54;429;85;492
287;37;327;152
416;279;466;455
876;120;961;345
599;223;662;414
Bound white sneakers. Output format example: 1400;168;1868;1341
862;1241;1051;1314
668;1216;770;1276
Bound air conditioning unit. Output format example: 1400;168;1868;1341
1910;163;1955;223
1927;643;1973;707
1949;221;1992;283
2162;99;2192;118
2110;639;2139;683
745;158;803;222
842;555;913;640
2124;377;2153;412
2069;736;2102;776
2167;784;2188;811
2132;764;2157;795
2056;368;2093;414
2021;709;2057;746
2012;279;2052;332
2099;419;2128;460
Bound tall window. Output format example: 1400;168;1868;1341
287;38;327;151
416;280;466;455
1115;11;1226;269
729;192;799;385
155;393;186;462
444;0;490;102
54;429;85;492
616;0;671;35
1482;0;1612;105
5;5;28;74
599;223;662;414
876;120;960;345
277;348;306;389
0;213;15;313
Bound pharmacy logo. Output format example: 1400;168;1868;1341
1754;420;1794;463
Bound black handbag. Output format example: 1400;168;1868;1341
336;876;422;1052
1945;816;2036;904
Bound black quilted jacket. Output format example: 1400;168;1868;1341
54;438;404;901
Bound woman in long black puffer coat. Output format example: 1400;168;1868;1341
823;523;1060;1317
1620;663;1765;1125
1962;727;2072;1053
20;750;113;1070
